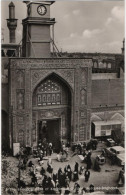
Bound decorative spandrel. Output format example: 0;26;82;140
31;69;74;90
16;70;25;89
80;89;87;106
81;68;88;85
16;89;25;110
79;126;86;141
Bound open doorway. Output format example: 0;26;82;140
38;118;61;152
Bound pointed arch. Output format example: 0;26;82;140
111;113;124;132
32;72;73;95
32;72;73;107
111;113;124;121
32;72;73;147
91;114;102;122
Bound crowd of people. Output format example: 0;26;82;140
14;139;124;194
16;141;96;194
20;158;94;194
72;140;98;155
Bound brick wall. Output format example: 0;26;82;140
91;79;124;108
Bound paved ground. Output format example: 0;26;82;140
2;141;124;194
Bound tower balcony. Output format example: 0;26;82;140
22;17;55;25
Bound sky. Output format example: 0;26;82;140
1;1;125;53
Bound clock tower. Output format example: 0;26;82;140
22;1;55;58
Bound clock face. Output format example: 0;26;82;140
37;5;47;15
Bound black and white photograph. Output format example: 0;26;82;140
1;0;125;194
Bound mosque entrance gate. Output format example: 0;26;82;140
9;58;92;149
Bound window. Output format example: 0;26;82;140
101;125;111;130
101;131;106;136
37;95;41;105
108;63;112;69
94;62;98;68
56;94;61;104
116;124;121;129
6;49;16;57
103;62;107;68
99;62;104;68
37;79;61;106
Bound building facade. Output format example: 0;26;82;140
2;1;124;152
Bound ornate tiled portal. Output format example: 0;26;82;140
9;58;92;148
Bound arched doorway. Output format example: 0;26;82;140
32;73;72;151
2;110;9;152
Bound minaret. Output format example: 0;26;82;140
7;2;18;43
121;38;125;55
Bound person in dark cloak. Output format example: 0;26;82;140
67;165;72;181
28;160;34;167
89;184;94;193
74;182;80;194
83;142;86;149
64;165;68;173
87;150;92;158
87;156;92;169
55;179;61;190
53;172;58;185
86;142;91;150
73;171;79;182
111;153;117;165
62;173;66;187
58;172;65;187
65;175;70;187
23;156;28;169
47;177;55;190
58;172;62;187
47;164;53;174
49;143;53;156
40;167;45;176
67;164;72;171
101;149;105;157
66;141;70;148
58;168;62;180
79;165;85;175
31;175;37;187
42;175;48;192
78;143;83;155
84;169;90;182
74;162;79;173
117;168;124;186
93;159;101;172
